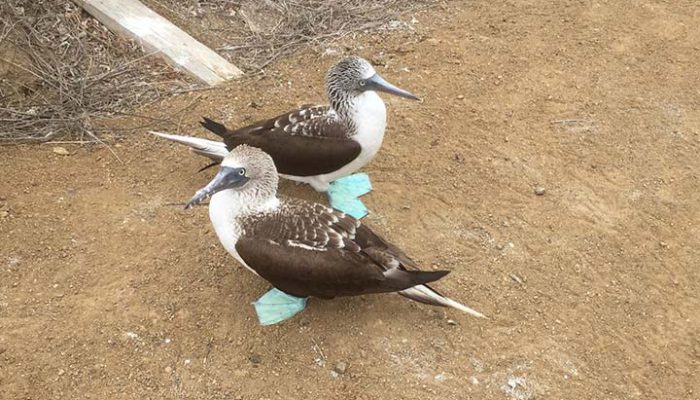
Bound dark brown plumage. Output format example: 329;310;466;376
200;105;361;177
234;199;449;299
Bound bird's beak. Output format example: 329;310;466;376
366;73;420;101
185;166;249;209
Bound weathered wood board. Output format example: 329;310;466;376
74;0;243;85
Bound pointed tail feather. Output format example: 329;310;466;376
149;131;228;160
399;284;486;318
200;117;229;138
384;268;450;289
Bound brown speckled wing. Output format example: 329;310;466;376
201;105;361;177
234;200;449;298
242;201;361;252
231;105;331;136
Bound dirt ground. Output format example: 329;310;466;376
1;1;699;399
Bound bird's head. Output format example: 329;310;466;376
185;145;278;209
325;57;419;110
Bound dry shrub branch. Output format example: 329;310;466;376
0;1;182;143
154;0;433;71
0;0;432;142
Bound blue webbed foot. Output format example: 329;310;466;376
327;173;372;219
253;288;307;326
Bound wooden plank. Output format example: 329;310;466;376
74;0;243;85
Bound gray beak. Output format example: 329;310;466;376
366;73;420;100
185;166;249;209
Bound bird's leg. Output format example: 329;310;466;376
326;173;373;219
253;288;308;326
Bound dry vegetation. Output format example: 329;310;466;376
0;1;180;143
0;0;431;143
152;0;432;70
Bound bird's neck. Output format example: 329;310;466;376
331;91;387;137
207;189;278;271
209;188;280;223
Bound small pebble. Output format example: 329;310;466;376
369;53;386;66
165;366;172;373
534;186;546;196
333;361;348;374
58;369;65;376
52;147;69;156
323;48;340;57
447;319;457;326
233;369;248;378
457;94;465;100
248;354;262;365
510;274;524;284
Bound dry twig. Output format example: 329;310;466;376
0;1;186;142
0;0;433;142
155;0;433;71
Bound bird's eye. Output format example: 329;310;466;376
238;168;246;176
359;80;366;87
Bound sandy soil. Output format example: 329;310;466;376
1;1;699;399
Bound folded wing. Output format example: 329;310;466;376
201;106;361;176
234;201;450;298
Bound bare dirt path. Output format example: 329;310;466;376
1;1;698;399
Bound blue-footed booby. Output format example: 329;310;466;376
151;56;419;219
185;145;486;326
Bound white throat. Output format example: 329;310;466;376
351;90;387;145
